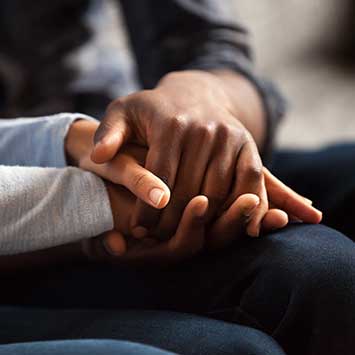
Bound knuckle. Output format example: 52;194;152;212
243;163;263;182
170;114;188;130
216;122;232;140
230;124;250;143
106;98;125;114
242;129;253;143
193;123;216;142
131;172;149;191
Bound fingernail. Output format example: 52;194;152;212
196;200;209;217
305;198;313;205
132;226;148;239
149;188;165;207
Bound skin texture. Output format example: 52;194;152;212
89;69;322;242
90;70;271;238
0;115;323;274
66;120;322;264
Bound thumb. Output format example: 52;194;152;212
102;230;127;256
91;108;131;164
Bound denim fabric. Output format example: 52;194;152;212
0;340;176;355
1;145;355;355
272;144;355;240
3;223;353;355
0;310;285;355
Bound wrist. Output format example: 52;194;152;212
209;69;267;150
65;119;99;166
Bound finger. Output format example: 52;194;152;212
91;104;132;163
82;230;127;261
246;176;268;237
261;209;289;232
155;125;215;239
124;196;208;264
99;155;171;209
207;193;260;250
102;230;127;256
263;167;323;224
288;214;303;222
119;161;171;209
200;125;238;222
230;141;268;237
130;132;184;238
168;195;209;258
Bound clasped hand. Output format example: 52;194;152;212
66;71;322;264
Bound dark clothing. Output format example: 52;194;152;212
0;310;285;355
0;0;285;157
0;340;177;355
1;145;355;355
273;144;355;240
1;2;354;354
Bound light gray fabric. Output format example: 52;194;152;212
0;113;95;167
0;113;113;255
0;166;113;255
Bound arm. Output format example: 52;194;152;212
90;1;294;239
119;0;286;156
0;165;113;255
0;134;322;274
0;113;94;167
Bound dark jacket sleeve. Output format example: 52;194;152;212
119;0;286;161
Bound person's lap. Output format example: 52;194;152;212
272;143;355;239
0;340;177;355
1;144;355;355
2;224;355;354
0;307;285;355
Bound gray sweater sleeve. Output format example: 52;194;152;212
0;113;95;167
0;113;114;255
0;165;113;255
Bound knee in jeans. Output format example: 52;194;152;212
229;328;285;355
264;224;355;300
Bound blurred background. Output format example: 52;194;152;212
77;0;355;149
1;0;355;149
236;0;355;149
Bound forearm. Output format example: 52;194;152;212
0;165;113;255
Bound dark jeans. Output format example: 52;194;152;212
0;340;177;355
1;144;355;355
